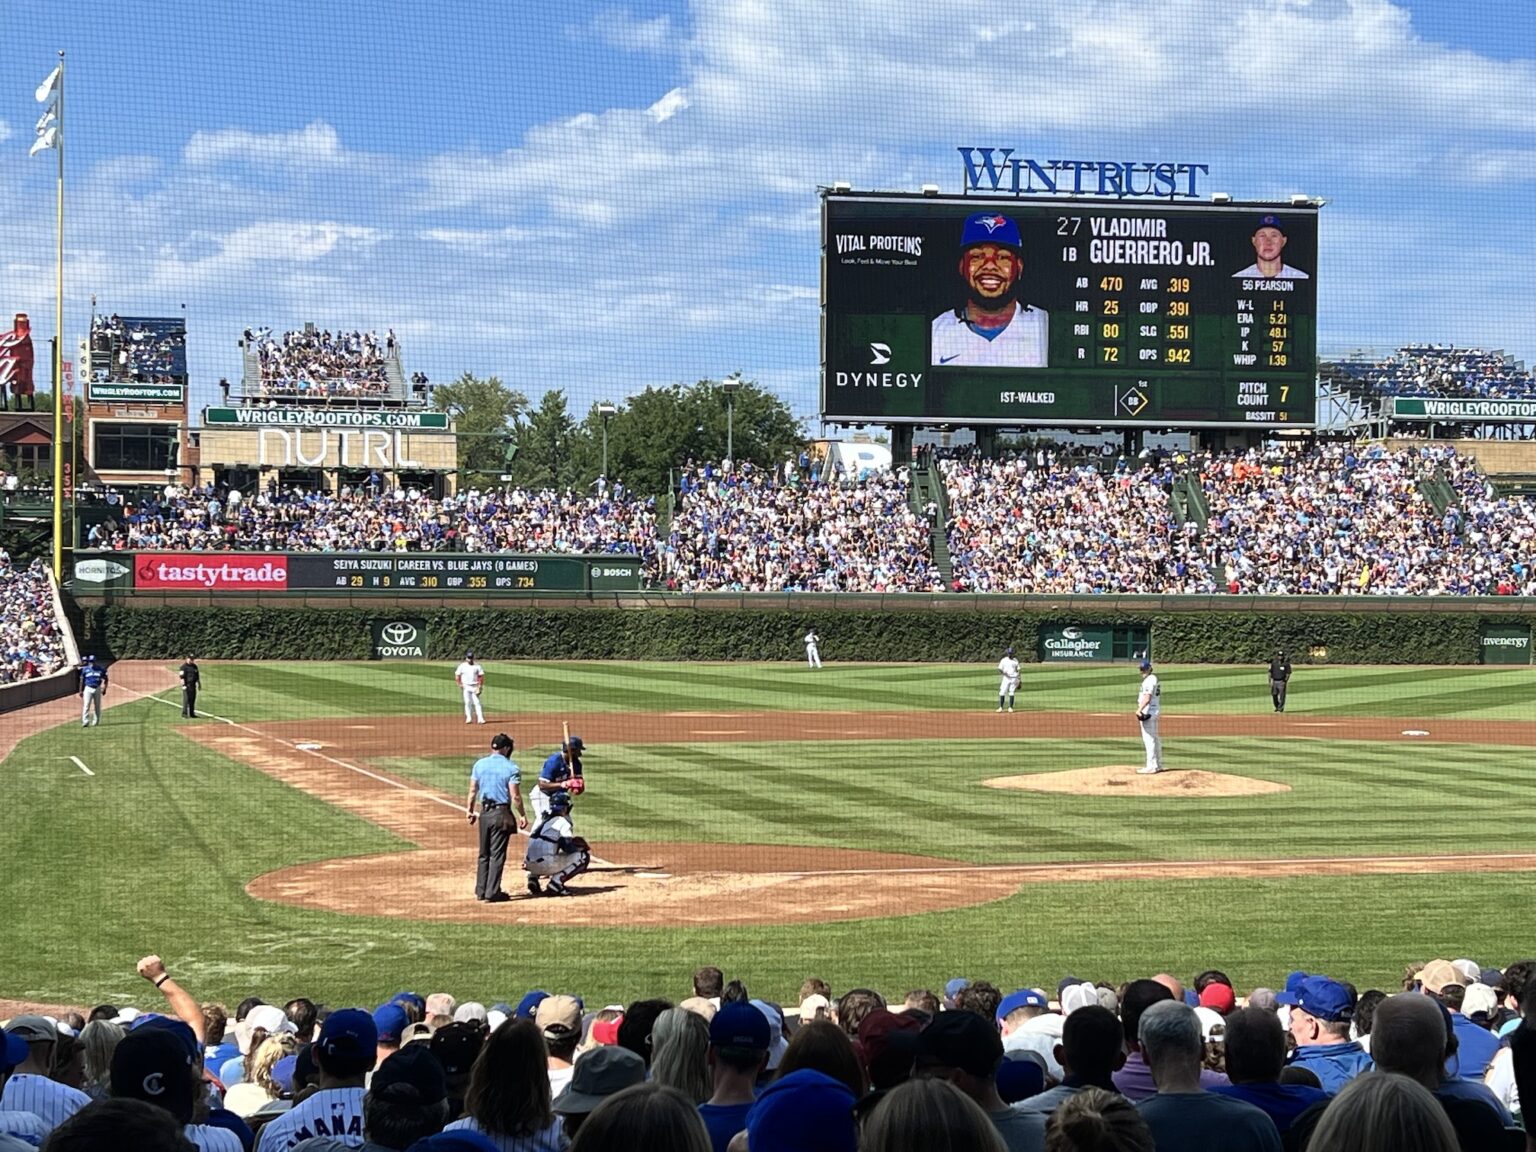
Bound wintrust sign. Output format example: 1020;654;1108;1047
135;556;289;591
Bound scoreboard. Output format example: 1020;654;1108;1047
821;193;1318;427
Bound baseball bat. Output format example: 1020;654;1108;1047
563;720;570;748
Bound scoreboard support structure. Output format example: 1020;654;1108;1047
821;191;1319;432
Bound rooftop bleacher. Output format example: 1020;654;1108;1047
89;315;186;384
238;323;410;406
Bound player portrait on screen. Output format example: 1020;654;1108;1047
1232;214;1310;280
931;213;1049;368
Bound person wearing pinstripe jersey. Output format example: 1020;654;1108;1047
0;1016;90;1134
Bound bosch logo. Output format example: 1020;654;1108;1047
1061;626;1083;640
869;342;893;365
382;622;418;646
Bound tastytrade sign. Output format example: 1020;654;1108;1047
135;557;289;591
959;149;1210;199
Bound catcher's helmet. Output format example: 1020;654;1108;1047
549;792;573;812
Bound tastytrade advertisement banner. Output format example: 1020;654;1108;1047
133;555;289;591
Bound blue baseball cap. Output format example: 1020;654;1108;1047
1254;214;1287;234
133;1015;201;1063
373;1004;410;1044
1139;659;1152;671
997;1050;1047;1104
996;989;1048;1022
272;1053;299;1094
566;736;585;751
515;992;550;1019
407;1133;500;1152
0;1026;27;1072
944;978;971;1001
747;1068;858;1152
316;1009;378;1075
390;992;425;1013
710;1002;770;1051
1283;970;1309;995
959;213;1022;251
1277;976;1353;1023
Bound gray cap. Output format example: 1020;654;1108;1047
552;1046;646;1115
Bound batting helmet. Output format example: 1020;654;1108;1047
566;735;585;751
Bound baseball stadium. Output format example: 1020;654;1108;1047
2;4;1534;1151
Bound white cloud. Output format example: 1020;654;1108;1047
183;121;346;168
151;220;386;291
0;121;11;144
648;87;689;123
584;8;677;53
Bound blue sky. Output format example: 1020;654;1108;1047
3;0;1534;424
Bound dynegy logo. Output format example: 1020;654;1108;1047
869;343;892;365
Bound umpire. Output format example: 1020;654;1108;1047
465;733;528;903
178;654;201;718
1268;650;1293;713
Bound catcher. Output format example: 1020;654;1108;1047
524;792;590;897
531;734;585;824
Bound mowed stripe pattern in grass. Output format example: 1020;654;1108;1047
190;661;1536;722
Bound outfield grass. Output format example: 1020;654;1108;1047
2;661;1533;1009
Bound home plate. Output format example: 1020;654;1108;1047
636;872;672;879
346;725;376;730
692;729;749;735
1401;730;1430;737
296;742;324;751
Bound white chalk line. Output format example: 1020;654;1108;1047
68;756;94;777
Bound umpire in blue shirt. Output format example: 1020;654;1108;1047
465;733;527;903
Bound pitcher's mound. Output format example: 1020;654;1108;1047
984;766;1290;798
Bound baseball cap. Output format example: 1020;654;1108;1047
110;1027;197;1123
1061;983;1100;1016
316;1008;378;1076
997;989;1048;1022
856;1010;922;1091
590;1016;622;1046
750;1000;788;1070
271;1053;299;1094
425;993;456;1018
515;992;549;1020
1139;659;1153;672
679;996;718;1022
1254;213;1287;234
944;978;971;1004
1276;976;1353;1023
371;1045;447;1107
465;651;473;659
133;1016;201;1064
391;992;426;1013
710;1001;770;1051
1194;1006;1227;1042
1451;959;1482;985
373;1003;410;1045
5;1016;56;1044
917;1010;1003;1078
997;1049;1047;1104
959;212;1022;251
452;1002;488;1025
552;1045;646;1115
798;994;830;1022
401;1021;435;1046
429;1022;485;1078
245;1004;296;1037
1199;983;1237;1015
1461;982;1499;1022
0;1026;28;1072
1417;960;1464;995
534;995;582;1042
747;1068;857;1152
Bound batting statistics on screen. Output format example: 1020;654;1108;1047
821;193;1318;427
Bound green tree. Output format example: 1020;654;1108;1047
431;373;528;479
583;378;805;496
509;388;591;489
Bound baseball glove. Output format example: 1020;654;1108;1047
1136;711;1150;722
567;777;586;795
561;836;591;854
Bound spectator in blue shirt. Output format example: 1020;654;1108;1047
1279;976;1374;1094
1212;1008;1327;1136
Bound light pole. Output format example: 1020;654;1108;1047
721;376;743;464
597;402;616;478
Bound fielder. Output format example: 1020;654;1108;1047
79;655;108;728
804;630;822;669
532;735;585;825
523;792;591;897
455;650;486;725
1135;658;1163;774
997;646;1021;713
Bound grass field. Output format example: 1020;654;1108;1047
4;660;1534;1010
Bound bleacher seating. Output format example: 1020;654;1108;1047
241;325;402;402
1325;345;1536;402
89;315;186;384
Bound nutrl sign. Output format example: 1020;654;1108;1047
959;149;1209;199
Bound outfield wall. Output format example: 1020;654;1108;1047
66;596;1536;666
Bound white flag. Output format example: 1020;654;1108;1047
35;64;61;103
36;105;56;132
30;126;58;156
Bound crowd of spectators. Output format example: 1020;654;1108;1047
0;553;68;684
89;315;186;384
1;954;1529;1152
86;481;658;565
1329;345;1536;401
661;461;942;592
941;443;1536;596
943;454;1213;594
246;328;396;399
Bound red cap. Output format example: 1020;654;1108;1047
1199;983;1236;1015
590;1017;622;1046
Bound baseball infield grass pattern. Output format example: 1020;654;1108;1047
2;661;1533;1008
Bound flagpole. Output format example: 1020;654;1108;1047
51;50;65;580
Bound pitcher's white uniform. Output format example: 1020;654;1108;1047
455;657;485;724
1137;670;1163;773
804;630;822;669
524;812;591;888
997;654;1021;712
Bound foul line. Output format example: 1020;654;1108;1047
69;756;94;777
